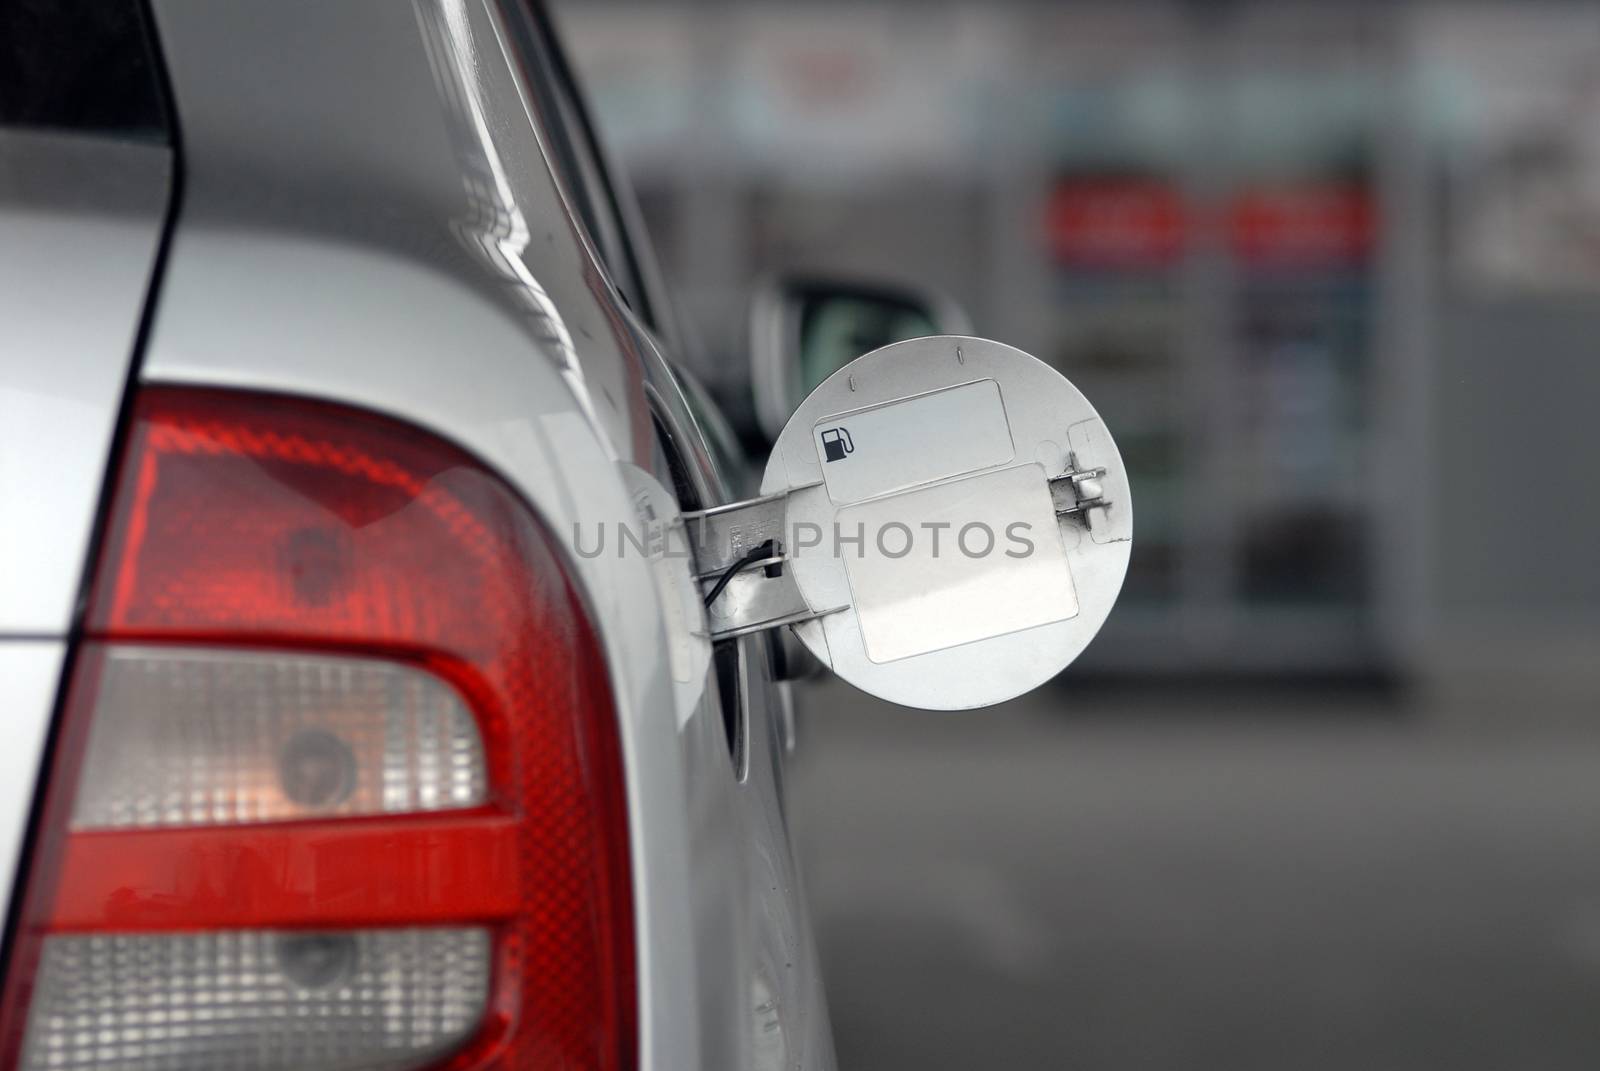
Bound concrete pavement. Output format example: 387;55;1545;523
789;680;1600;1070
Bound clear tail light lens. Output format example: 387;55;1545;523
72;648;489;829
23;928;489;1071
1;389;634;1071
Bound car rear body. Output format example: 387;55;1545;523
0;2;831;1069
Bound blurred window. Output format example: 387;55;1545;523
0;0;168;141
798;291;936;395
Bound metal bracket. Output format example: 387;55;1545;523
688;448;1115;640
1049;453;1112;530
682;489;844;641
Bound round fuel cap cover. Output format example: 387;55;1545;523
762;336;1132;709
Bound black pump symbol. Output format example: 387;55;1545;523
821;427;854;463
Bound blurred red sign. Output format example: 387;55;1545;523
1227;185;1376;265
1046;180;1186;268
1047;180;1377;268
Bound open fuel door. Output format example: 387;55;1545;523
686;336;1131;710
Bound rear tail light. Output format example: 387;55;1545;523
73;648;489;829
1;389;634;1071
26;928;490;1071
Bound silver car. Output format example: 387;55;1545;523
0;3;1130;1070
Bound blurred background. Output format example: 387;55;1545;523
555;3;1600;1067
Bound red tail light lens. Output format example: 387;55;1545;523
1;388;634;1071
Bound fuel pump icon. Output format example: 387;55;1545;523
820;427;854;463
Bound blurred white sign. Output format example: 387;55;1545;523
1418;5;1600;294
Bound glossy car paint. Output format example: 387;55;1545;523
0;132;171;637
100;1;831;1069
0;128;173;926
0;644;66;930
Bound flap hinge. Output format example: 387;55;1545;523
682;491;842;641
1049;454;1112;528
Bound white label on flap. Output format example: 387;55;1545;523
836;464;1078;664
813;379;1014;504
